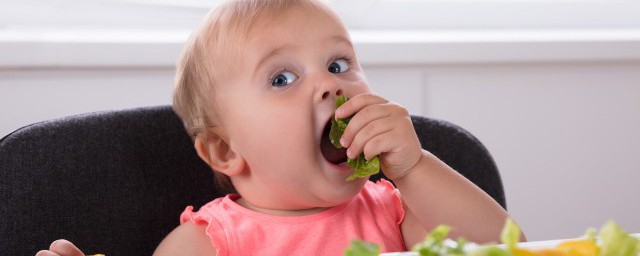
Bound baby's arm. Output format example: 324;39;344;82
153;222;216;256
337;93;514;246
394;150;511;245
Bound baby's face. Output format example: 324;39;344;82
213;6;371;211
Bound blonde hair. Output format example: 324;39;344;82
173;0;337;139
172;0;339;192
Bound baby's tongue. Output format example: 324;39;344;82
321;122;348;164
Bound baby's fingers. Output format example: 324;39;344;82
49;240;84;256
340;104;391;148
346;118;392;159
335;93;387;119
36;250;61;256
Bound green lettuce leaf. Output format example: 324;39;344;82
500;218;521;251
330;117;349;148
330;95;380;181
599;220;640;256
344;240;380;256
346;155;380;181
447;238;468;255
582;227;597;243
466;246;509;256
411;225;451;256
465;218;515;256
330;95;350;148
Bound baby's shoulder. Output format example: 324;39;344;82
153;222;217;256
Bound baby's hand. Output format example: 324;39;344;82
336;93;422;180
36;239;85;256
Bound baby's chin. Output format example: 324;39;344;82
315;177;369;206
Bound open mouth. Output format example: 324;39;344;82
320;117;348;165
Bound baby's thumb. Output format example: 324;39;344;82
49;239;85;256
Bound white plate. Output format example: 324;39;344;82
381;233;640;255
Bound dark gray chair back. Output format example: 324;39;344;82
0;105;504;256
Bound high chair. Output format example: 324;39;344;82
0;105;505;255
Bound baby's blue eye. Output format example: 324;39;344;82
271;71;298;87
328;59;350;74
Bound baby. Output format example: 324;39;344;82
37;0;516;255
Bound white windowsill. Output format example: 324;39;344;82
1;28;640;68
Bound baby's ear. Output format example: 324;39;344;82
194;132;244;177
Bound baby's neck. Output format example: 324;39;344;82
235;197;330;216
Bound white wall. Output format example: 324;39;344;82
412;62;640;240
0;68;174;133
1;30;640;242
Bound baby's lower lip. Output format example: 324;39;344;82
326;158;350;171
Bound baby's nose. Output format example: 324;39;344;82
317;73;344;102
321;88;344;100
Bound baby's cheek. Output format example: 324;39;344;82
346;70;371;90
246;120;308;158
345;79;372;96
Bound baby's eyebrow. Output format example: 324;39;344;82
252;34;354;75
329;35;353;49
254;45;294;74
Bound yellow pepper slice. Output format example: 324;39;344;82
512;248;539;256
556;240;599;256
532;248;571;256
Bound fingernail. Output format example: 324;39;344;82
340;137;347;147
335;108;343;117
346;148;352;158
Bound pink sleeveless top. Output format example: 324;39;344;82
180;179;407;255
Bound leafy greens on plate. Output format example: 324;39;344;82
344;219;639;256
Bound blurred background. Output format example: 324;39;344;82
1;0;639;241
